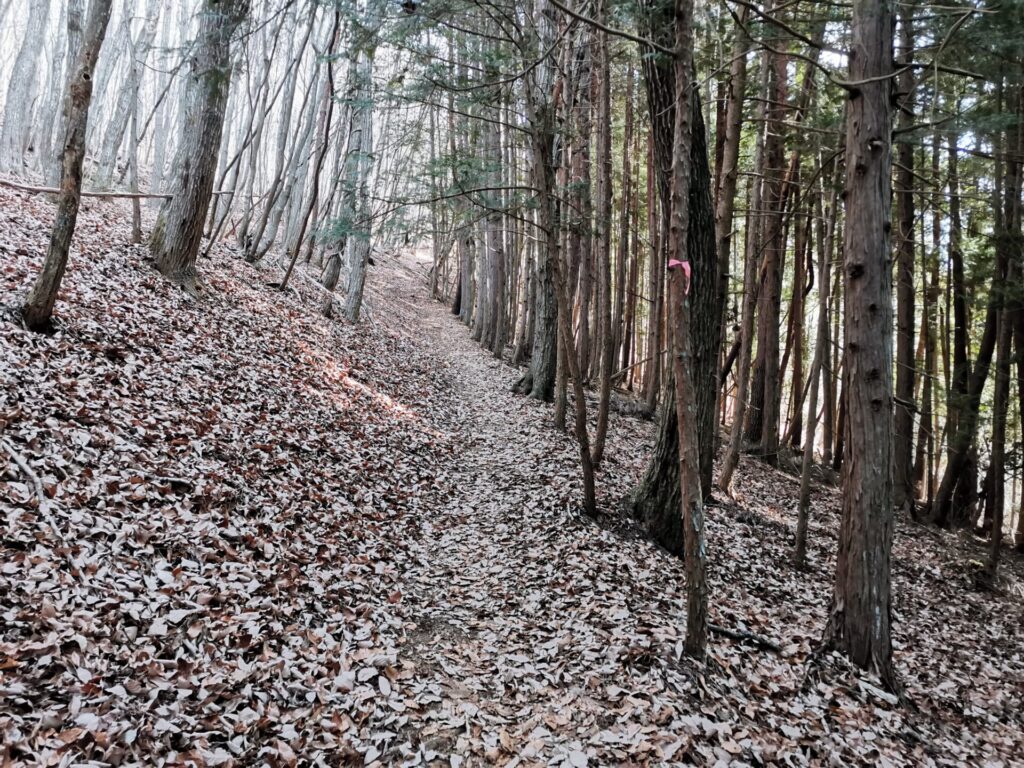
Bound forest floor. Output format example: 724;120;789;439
1;187;1023;767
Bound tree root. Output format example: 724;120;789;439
709;623;782;653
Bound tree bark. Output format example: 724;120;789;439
95;0;161;190
746;28;788;465
21;0;114;330
892;1;917;516
712;9;750;434
150;0;250;293
632;0;722;518
719;52;767;494
592;8;614;465
823;0;897;690
913;139;942;506
794;173;838;567
987;85;1023;574
630;85;718;542
514;8;560;402
615;68;635;379
0;0;51;174
642;132;664;413
665;0;708;660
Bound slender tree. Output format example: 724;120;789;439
666;0;707;659
0;0;51;174
592;7;614;465
892;0;917;516
794;170;838;567
21;0;115;331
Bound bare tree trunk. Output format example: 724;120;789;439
892;1;917;516
568;36;593;382
987;85;1022;574
255;63;323;261
632;0;721;541
783;212;810;447
512;233;534;367
1015;316;1024;552
95;0;161;190
553;307;569;430
248;11;316;261
914;139;942;505
823;0;897;690
794;173;838;567
485;106;506;356
1;0;51;174
21;0;115;330
281;11;342;293
987;265;1014;578
713;6;750;433
932;137;975;526
821;247;840;464
747;28;788;465
931;236;1003;525
718;54;767;493
665;0;707;660
150;0;250;294
514;19;560;403
37;0;80;183
147;4;176;202
642;132;663;413
552;233;597;517
129;97;142;244
592;8;614;465
613;67;634;381
342;13;380;323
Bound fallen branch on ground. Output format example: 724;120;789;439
2;437;66;544
0;177;235;200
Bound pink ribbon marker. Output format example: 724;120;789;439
668;259;691;295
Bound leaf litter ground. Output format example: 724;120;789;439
1;188;1022;766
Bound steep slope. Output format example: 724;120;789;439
0;187;458;765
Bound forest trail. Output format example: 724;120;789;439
1;189;1022;766
365;253;1024;767
371;253;722;765
380;253;696;764
3;0;1024;762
